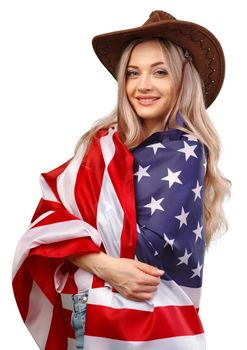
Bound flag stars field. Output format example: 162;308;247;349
183;134;199;142
178;141;198;161
132;127;207;294
193;222;203;242
161;168;182;188
134;164;151;182
146;142;166;155
163;233;175;250
190;262;203;279
175;207;190;228
177;248;192;266
144;196;165;215
192;180;203;201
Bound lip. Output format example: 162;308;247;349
136;96;160;106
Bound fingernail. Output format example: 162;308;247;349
157;269;165;274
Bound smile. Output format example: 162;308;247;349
136;97;160;106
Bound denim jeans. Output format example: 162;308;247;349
71;292;88;350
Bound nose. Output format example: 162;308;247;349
137;73;153;92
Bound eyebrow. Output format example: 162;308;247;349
127;61;166;69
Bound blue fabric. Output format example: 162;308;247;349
130;116;207;289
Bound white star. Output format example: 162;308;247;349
134;164;151;182
163;233;175;250
175;207;190;228
146;142;166;155
177;248;192;266
183;134;198;142
190;262;203;278
192;180;203;201
144;196;165;215
148;241;159;256
178;141;198;161
161;168;182;188
193;222;203;242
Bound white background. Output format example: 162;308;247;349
0;0;245;348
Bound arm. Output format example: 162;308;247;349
67;252;164;301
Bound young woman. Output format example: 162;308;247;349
12;10;230;350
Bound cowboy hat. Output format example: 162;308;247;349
92;10;225;108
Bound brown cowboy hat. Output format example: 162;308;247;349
92;10;225;108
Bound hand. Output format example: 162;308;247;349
94;254;164;301
67;252;164;301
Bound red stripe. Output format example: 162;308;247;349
45;308;68;350
62;308;75;339
31;199;64;223
29;237;100;258
41;159;71;204
109;132;137;259
27;255;60;305
85;304;204;341
31;207;78;228
12;262;33;321
29;237;101;294
74;129;106;229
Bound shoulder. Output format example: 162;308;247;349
180;131;208;160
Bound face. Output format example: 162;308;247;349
126;40;175;136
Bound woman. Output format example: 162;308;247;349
12;10;230;350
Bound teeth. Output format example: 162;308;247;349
139;98;157;102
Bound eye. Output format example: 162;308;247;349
154;69;168;77
126;70;139;78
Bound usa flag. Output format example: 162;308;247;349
12;120;206;350
132;125;206;290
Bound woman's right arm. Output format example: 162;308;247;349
67;252;164;301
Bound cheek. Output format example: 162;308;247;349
161;82;175;100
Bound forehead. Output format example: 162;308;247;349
128;39;167;65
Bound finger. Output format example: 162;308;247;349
137;262;164;277
140;273;162;286
133;284;158;293
130;292;154;301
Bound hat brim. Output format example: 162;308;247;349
92;19;225;108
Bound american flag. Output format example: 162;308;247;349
132;126;206;290
12;121;206;350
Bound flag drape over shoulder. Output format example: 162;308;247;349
12;126;206;350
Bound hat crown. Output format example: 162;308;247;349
144;11;176;26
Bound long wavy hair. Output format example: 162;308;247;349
75;38;231;246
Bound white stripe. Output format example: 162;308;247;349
12;219;101;278
56;140;89;219
84;333;206;350
40;175;59;202
97;171;124;257
97;128;123;257
60;282;201;312
25;281;53;350
28;210;55;229
180;284;202;309
100;127;116;167
87;279;195;312
54;262;70;293
74;268;93;293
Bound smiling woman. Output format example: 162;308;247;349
126;40;175;137
12;10;231;350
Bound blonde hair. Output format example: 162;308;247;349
75;38;231;246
